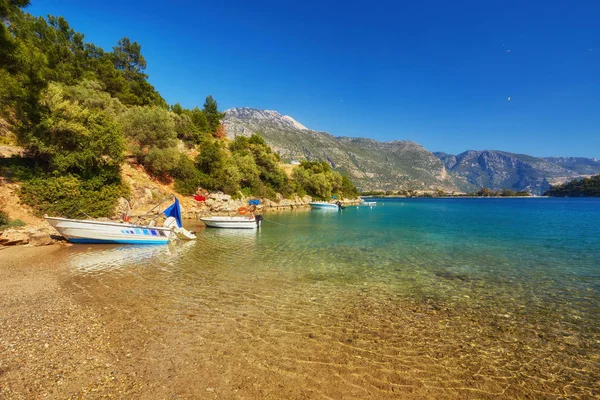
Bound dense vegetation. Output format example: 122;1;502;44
467;188;531;197
0;0;358;218
543;175;600;197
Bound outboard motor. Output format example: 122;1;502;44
335;201;345;210
255;214;263;228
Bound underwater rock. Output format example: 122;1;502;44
434;271;469;282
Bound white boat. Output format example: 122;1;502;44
362;201;376;206
200;215;262;229
45;217;173;244
45;197;196;244
308;202;342;210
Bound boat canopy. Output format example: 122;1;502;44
163;197;183;228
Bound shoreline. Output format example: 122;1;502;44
0;198;360;247
360;195;550;199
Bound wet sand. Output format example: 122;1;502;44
1;244;598;399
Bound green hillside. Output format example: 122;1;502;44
544;175;600;197
0;0;358;218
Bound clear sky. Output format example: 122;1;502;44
27;0;600;158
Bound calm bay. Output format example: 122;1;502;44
21;198;600;398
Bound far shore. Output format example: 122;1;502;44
360;195;549;199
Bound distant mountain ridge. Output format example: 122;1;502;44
435;150;600;195
223;107;600;194
224;108;465;192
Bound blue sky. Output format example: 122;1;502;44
27;0;600;158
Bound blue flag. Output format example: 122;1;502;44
163;197;182;228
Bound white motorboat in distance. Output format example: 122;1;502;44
200;215;262;229
308;201;343;210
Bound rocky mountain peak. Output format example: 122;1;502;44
225;107;310;132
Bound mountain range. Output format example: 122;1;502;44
224;108;600;194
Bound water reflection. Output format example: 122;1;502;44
67;241;196;275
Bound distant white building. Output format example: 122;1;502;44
290;160;301;165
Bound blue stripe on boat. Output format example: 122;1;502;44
69;238;168;245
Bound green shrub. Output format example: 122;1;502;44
0;210;26;230
240;187;253;197
0;210;9;227
7;219;25;228
143;147;180;178
291;160;358;199
172;112;201;146
229;134;291;197
20;174;128;218
173;155;202;195
120;106;177;162
32;83;125;177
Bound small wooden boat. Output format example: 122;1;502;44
200;215;262;229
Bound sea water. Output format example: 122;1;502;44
62;198;600;398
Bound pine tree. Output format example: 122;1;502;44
202;95;225;134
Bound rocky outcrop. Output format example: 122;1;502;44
0;228;55;246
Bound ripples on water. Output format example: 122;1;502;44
61;199;600;398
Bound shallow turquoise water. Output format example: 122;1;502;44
62;198;600;398
260;198;600;310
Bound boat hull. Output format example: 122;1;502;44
200;216;260;229
45;217;172;244
308;202;340;210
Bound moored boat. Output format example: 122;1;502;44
199;200;263;229
200;215;262;229
45;217;173;244
45;197;196;244
308;201;343;210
